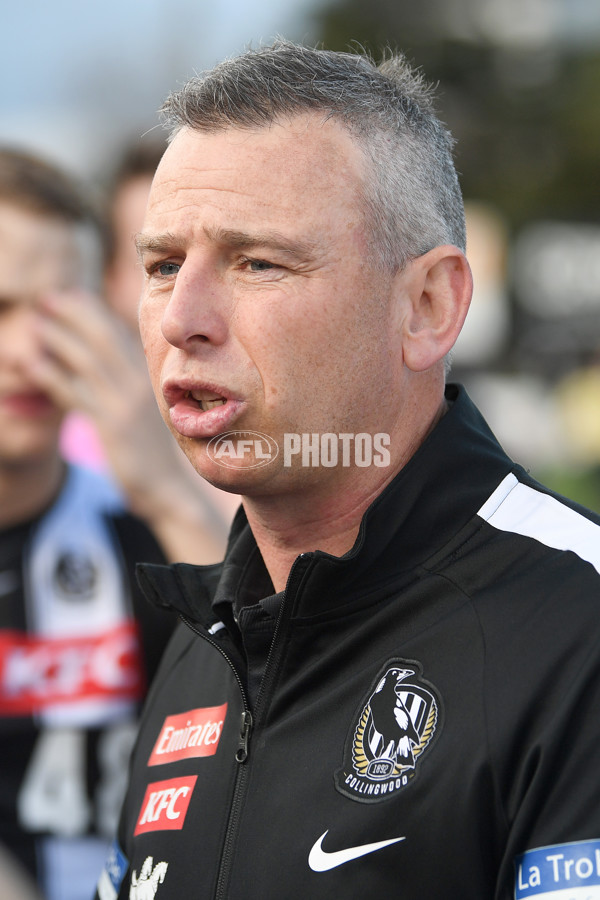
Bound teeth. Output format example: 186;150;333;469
201;398;226;411
186;391;227;411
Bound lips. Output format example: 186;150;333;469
1;390;56;418
162;379;245;439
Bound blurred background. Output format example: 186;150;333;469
3;0;600;509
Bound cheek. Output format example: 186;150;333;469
138;295;160;349
246;293;350;390
0;312;42;365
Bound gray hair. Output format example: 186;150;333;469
160;40;466;271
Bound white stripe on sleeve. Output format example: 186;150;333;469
478;473;600;576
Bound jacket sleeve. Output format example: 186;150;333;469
483;556;600;900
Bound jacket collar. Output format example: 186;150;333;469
138;385;514;621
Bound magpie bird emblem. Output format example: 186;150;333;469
335;660;441;803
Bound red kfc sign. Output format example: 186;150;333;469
0;622;144;715
134;776;198;835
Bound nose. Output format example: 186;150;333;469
2;304;43;370
159;262;229;350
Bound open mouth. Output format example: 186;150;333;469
185;391;227;412
164;382;244;439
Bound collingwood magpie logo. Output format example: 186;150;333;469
53;551;97;600
336;660;441;803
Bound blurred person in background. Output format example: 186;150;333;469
0;147;173;900
0;843;42;900
54;138;239;564
104;140;168;330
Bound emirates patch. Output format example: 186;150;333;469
148;704;227;766
335;659;442;803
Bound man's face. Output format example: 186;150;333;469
0;203;78;465
138;115;406;495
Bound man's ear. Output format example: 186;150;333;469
398;245;472;373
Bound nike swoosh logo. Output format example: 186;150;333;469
308;830;405;872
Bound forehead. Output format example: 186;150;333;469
0;202;81;296
145;114;367;235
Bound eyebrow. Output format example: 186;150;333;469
135;232;180;258
135;226;320;261
207;226;319;259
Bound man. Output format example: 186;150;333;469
98;42;600;900
0;148;172;900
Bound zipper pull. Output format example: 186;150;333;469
236;710;253;763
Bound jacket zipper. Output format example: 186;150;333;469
214;708;254;899
178;612;254;899
213;555;313;898
180;555;312;899
178;611;251;714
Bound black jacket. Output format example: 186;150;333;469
100;386;600;900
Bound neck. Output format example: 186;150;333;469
0;454;65;530
243;390;448;592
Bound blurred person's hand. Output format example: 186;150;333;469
27;289;237;563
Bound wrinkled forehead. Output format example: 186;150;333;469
145;115;370;239
161;114;365;184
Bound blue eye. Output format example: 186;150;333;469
157;262;180;277
248;259;274;272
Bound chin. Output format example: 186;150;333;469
0;443;60;468
196;454;281;495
